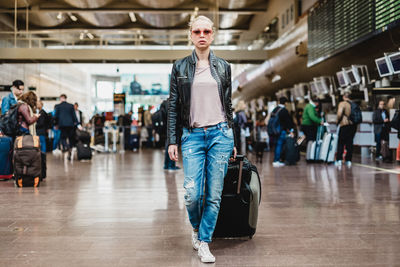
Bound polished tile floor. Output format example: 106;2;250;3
1;149;400;266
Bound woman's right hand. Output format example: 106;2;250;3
168;144;179;162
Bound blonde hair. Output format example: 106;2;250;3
188;15;215;32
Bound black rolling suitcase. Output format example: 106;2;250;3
284;136;300;165
129;134;139;150
213;155;261;238
77;142;92;160
75;129;91;144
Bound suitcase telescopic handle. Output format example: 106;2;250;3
235;155;245;194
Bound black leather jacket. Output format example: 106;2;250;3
167;50;234;146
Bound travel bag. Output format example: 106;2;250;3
129;134;140;150
213;155;261;238
284;136;300;165
306;126;324;162
0;135;13;180
13;135;41;187
75;129;91;144
76;141;92;160
319;132;338;163
381;140;391;160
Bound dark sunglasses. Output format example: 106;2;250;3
192;29;213;36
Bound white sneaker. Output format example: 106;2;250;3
191;230;200;250
334;160;342;166
198;241;215;263
272;161;285;167
345;161;352;167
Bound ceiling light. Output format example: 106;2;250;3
79;32;84;40
129;12;137;22
87;33;94;39
139;35;144;40
56;12;62;20
69;13;78;22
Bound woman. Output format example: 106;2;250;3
167;16;236;263
373;100;390;161
17;91;40;135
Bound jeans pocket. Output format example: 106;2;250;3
181;128;190;143
221;127;234;139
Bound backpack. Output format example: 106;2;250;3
347;101;362;125
267;107;282;136
391;110;400;130
0;103;21;137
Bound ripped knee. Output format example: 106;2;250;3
184;179;197;206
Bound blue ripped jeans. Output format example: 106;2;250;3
181;122;234;243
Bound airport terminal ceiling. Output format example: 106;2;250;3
0;0;272;63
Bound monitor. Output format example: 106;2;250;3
336;71;347;87
290;87;296;98
313;77;328;95
309;81;318;95
351;65;362;84
388;52;400;74
297;83;306;97
375;57;392;77
320;77;330;94
346;69;357;85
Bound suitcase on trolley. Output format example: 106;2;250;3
213;155;261;238
0;135;13;180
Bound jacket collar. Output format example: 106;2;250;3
189;49;217;67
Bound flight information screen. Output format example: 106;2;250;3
308;0;400;66
376;0;400;29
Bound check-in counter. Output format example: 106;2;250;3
354;112;375;147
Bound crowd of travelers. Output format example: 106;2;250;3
3;79;400;182
0;80;86;185
230;92;400;168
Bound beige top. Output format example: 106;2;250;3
190;65;226;128
337;100;352;126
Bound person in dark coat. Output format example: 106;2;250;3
373;100;390;161
74;102;83;125
54;94;79;160
36;100;51;179
271;97;294;167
